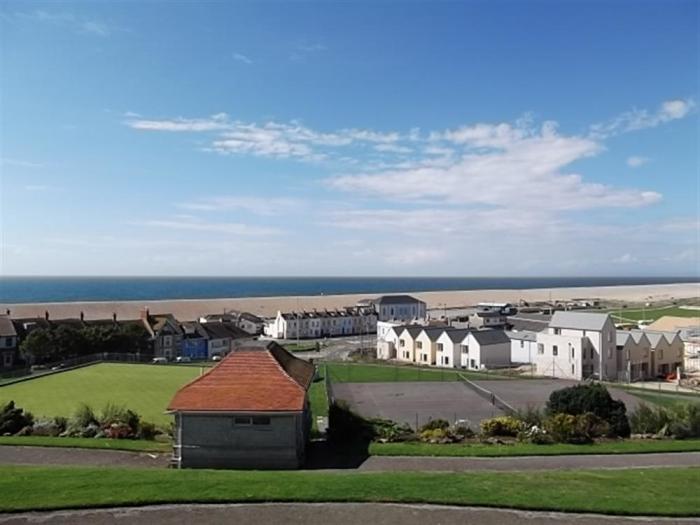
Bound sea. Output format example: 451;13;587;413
0;276;697;304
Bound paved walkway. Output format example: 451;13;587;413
1;503;697;525
1;445;699;472
0;446;169;468
358;452;700;472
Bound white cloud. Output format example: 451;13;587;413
612;253;637;264
1;158;44;168
627;156;650;167
177;196;303;215
590;98;695;138
140;217;281;236
373;143;412;154
126;113;231;132
330;120;661;211
8;10;114;36
233;52;253;64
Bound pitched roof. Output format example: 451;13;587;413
468;329;511;345
398;325;424;338
375;295;424;305
444;328;470;343
418;326;446;341
168;341;314;412
200;322;249;340
506;330;537;342
549;311;611;331
642;330;680;348
616;332;632;347
0;316;16;337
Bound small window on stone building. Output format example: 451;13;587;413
234;416;252;425
252;416;271;425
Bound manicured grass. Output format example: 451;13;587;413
283;343;319;352
608;305;700;322
0;436;170;453
325;362;505;383
370;438;700;457
1;466;699;515
626;390;700;408
0;363;206;426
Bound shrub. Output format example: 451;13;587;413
369;418;414;442
73;404;98;428
629;403;670;435
420;419;450;432
546;383;630;437
513;405;544;428
544;413;591;444
480;416;523;437
103;422;134;439
0;401;34;436
138;421;159;440
667;403;700;439
518;425;554;445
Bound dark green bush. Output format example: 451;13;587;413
547;383;630;437
420;419;450;432
138;421;159;440
629;403;671;435
0;401;34;435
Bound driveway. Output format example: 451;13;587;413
1;503;697;525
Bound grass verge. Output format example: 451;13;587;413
0;466;699;515
325;362;506;383
369;439;700;457
0;436;170;453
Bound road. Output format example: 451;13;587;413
1;503;697;525
1;446;699;472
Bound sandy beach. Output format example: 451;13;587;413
1;283;697;321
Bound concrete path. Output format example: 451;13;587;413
1;503;697;525
358;451;700;471
1;445;699;472
0;446;169;468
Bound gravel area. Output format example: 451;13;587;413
0;446;169;468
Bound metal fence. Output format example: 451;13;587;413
459;373;516;415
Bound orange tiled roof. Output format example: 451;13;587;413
167;342;314;412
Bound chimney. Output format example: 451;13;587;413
80;311;84;322
113;312;117;322
140;308;149;320
45;310;50;321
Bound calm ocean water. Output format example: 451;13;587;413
0;277;697;304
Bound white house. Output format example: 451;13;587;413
376;321;405;360
359;295;427;322
264;307;377;339
459;330;511;370
435;329;470;368
535;311;617;381
395;326;424;363
414;327;444;366
507;330;538;364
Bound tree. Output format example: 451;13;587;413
19;329;55;364
546;383;630;437
53;325;87;357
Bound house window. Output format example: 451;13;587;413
658;349;664;360
571;347;575;358
437;343;443;351
571;364;575;375
234;416;252;425
552;345;558;356
400;339;405;347
537;343;544;355
520;341;524;348
416;341;423;349
470;359;476;368
553;328;561;335
421;354;427;362
5;338;11;348
163;336;172;347
461;345;468;354
252;416;271;425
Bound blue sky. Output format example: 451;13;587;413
1;0;697;276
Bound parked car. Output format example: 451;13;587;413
211;355;222;361
152;357;168;364
175;356;191;363
50;363;65;371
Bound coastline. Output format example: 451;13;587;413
1;282;698;321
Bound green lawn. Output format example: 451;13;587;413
609;305;700;323
626;390;700;408
1;466;698;515
0;363;205;426
325;362;505;383
0;436;170;453
370;438;700;457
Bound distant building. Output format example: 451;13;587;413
168;341;315;469
264;307;376;339
0;316;18;369
640;330;684;377
200;311;265;335
200;322;251;359
615;330;652;382
359;295;427;322
180;322;209;360
468;309;508;328
141;310;183;360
